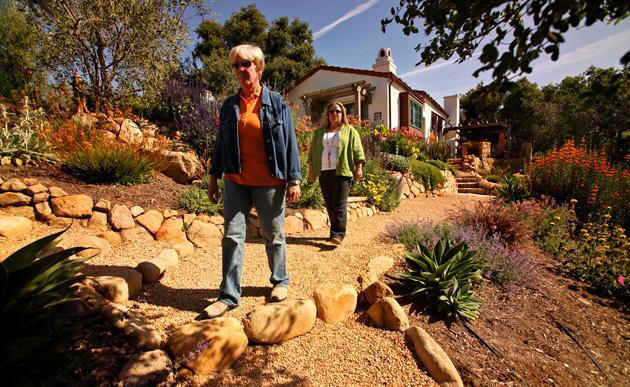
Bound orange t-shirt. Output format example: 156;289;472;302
224;89;285;186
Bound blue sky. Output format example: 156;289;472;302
190;0;630;102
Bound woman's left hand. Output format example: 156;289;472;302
354;166;363;181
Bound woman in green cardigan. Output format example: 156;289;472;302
308;101;365;245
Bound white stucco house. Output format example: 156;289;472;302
285;48;460;142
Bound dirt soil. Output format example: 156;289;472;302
1;168;628;386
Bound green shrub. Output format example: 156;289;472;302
179;187;222;215
410;160;445;190
496;175;529;203
453;200;531;246
0;98;57;165
485;174;502;183
0;229;88;382
62;145;152;185
426;159;455;174
381;152;411;173
401;239;483;320
296;154;323;209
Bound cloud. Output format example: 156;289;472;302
313;0;380;40
534;29;630;73
399;60;457;78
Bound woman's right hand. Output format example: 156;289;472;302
208;176;220;204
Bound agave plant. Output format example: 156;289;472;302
401;239;483;321
0;229;87;379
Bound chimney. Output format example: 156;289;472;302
443;95;460;127
372;48;397;74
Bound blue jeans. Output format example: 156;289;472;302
218;179;289;306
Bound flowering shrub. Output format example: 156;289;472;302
529;139;630;229
48;119;101;155
378;125;423;158
525;201;628;304
524;200;577;257
0;97;56;165
385;218;536;286
421;139;450;161
352;156;399;211
158;75;218;158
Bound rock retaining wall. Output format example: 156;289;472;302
0;170;457;239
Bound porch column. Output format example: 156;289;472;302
354;86;362;119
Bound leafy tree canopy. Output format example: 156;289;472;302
194;5;324;96
0;0;45;98
20;0;211;110
461;66;629;161
381;1;629;87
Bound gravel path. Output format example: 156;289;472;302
0;193;488;386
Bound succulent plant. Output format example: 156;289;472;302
401;238;483;321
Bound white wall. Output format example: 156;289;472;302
286;70;394;127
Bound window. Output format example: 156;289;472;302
410;100;422;130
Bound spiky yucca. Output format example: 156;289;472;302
0;229;87;379
401;239;483;321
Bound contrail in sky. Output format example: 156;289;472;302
313;0;380;40
534;28;630;73
399;60;457;78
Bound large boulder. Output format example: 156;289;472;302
364;280;394;305
284;215;304;234
167;318;248;375
72;112;98;128
109;204;135;230
243;299;317;344
93;270;142;302
366;256;394;278
50;194;94;218
74;235;112;257
313;284;358;323
186;220;222;249
135;210;163;234
118;349;173;387
302;209;327;230
407;326;463;387
135;248;178;283
0;192;31;206
119;119;143;145
0;216;32;238
156;217;187;243
161;151;201;184
366;297;409;331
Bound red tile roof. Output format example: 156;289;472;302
285;65;447;116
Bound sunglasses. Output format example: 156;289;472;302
232;60;254;69
328;110;342;114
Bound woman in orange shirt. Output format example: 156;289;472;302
198;45;301;320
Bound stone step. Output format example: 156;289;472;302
458;187;488;194
456;177;477;183
457;182;480;189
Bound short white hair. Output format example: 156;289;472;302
229;44;265;71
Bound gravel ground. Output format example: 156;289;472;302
0;193;488;386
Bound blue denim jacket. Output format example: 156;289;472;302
210;85;301;182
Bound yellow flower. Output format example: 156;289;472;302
553;216;561;221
